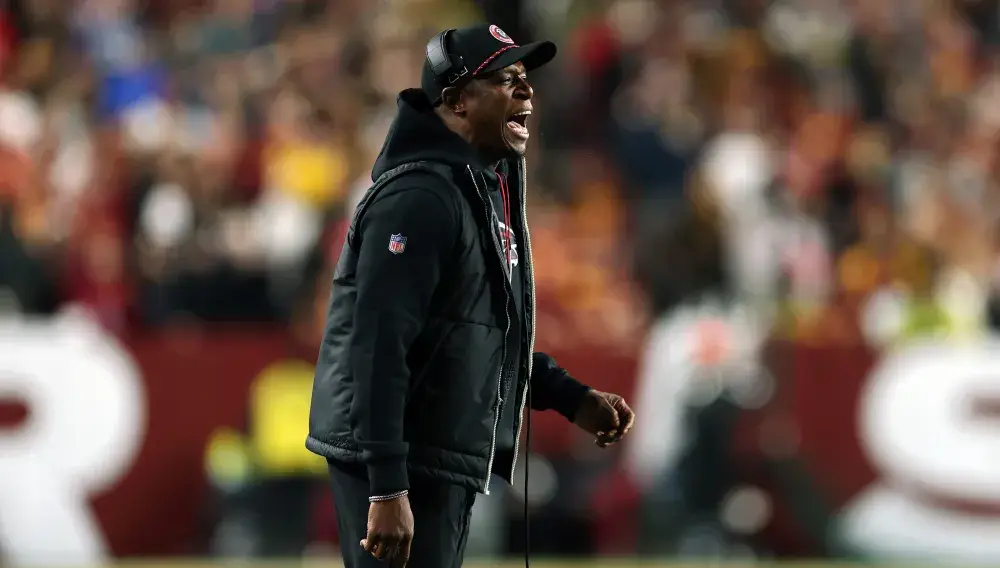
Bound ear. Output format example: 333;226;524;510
440;86;465;116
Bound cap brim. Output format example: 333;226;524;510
477;40;557;76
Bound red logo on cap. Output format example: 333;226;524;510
489;25;515;44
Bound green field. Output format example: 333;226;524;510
111;561;945;568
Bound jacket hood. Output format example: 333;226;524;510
372;89;492;181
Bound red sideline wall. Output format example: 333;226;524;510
70;334;1000;558
88;328;639;556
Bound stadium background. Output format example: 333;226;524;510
4;0;1000;565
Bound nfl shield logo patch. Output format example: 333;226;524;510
388;233;407;254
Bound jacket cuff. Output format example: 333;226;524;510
553;378;592;422
367;459;409;497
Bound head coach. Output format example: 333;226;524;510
306;23;636;567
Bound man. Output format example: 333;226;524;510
306;23;635;567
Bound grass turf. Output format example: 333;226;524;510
109;560;941;568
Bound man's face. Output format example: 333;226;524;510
462;62;534;160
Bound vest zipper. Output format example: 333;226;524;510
509;157;535;479
468;166;511;495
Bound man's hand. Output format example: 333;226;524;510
361;494;414;567
573;390;636;447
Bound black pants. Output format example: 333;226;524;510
328;460;477;568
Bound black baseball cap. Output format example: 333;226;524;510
421;24;557;105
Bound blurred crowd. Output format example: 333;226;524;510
0;0;648;349
6;0;1000;350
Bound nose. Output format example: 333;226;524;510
514;77;533;100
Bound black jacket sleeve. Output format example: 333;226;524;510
348;182;457;497
529;351;592;422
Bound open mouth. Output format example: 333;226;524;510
506;110;530;139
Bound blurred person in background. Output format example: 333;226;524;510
0;0;60;315
627;174;766;558
306;23;634;567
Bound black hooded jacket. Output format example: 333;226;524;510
306;89;591;496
